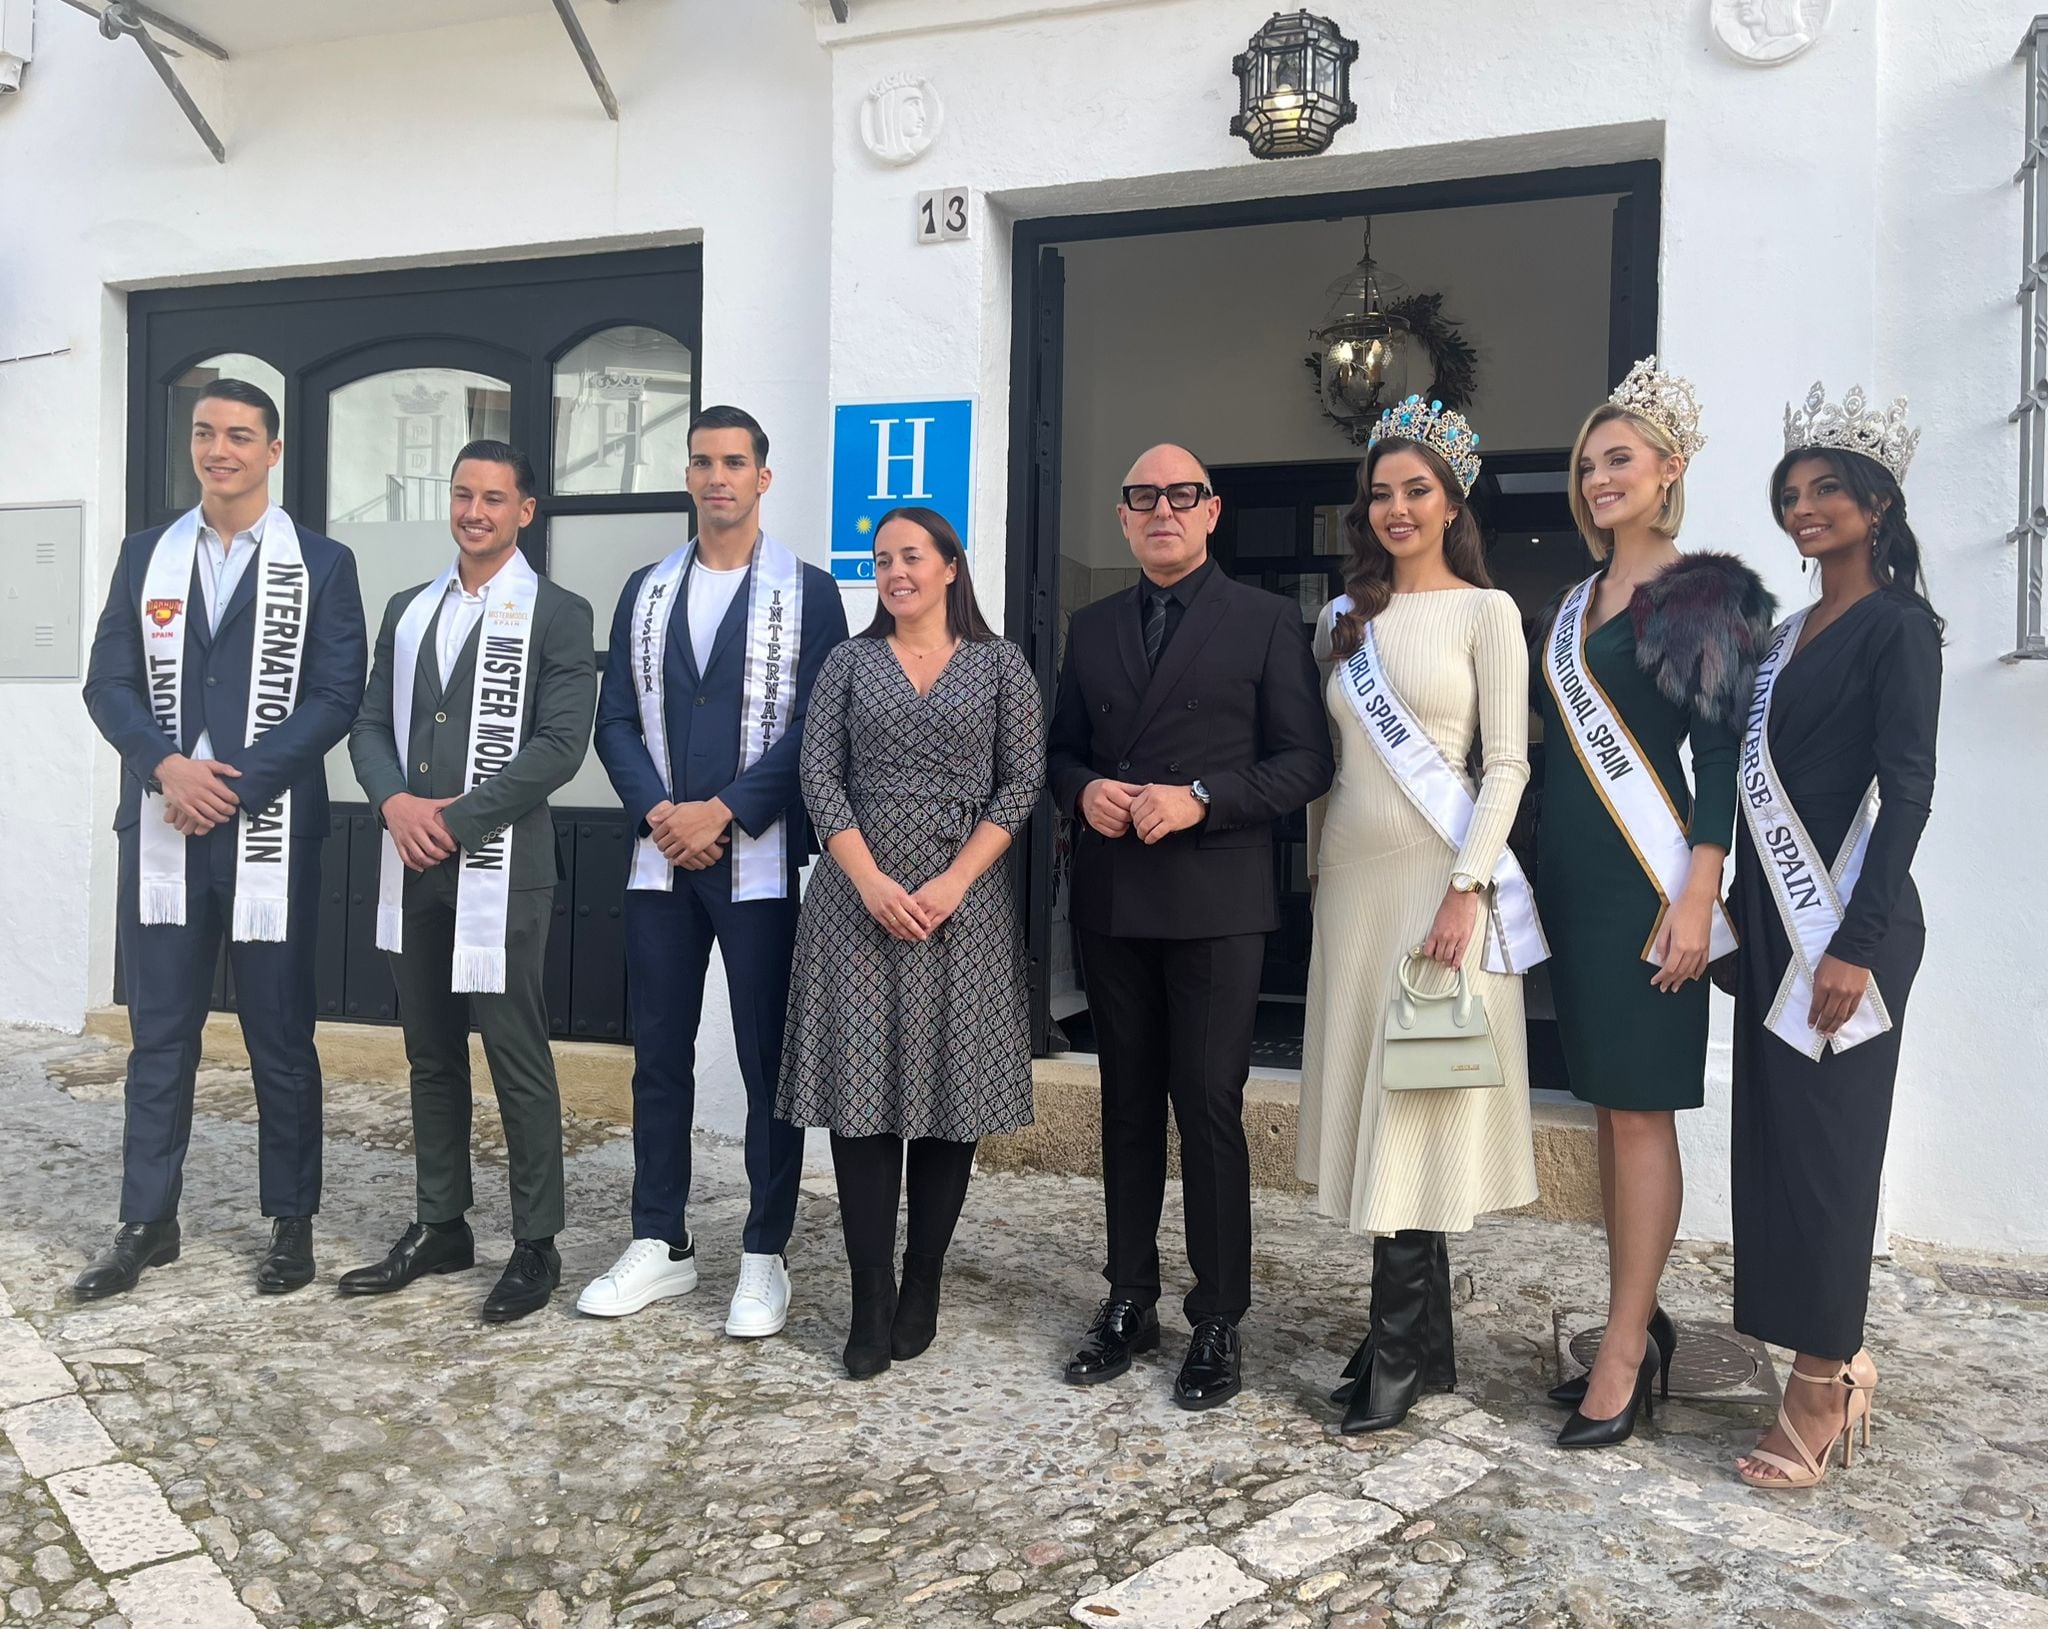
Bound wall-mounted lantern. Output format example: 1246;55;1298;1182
1229;10;1358;160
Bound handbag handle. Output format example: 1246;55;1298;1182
1393;950;1475;1028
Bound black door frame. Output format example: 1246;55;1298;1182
1004;159;1662;1054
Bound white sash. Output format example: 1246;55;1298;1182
1543;574;1737;965
135;506;309;941
1740;606;1892;1058
1329;604;1548;975
375;550;539;993
627;535;803;900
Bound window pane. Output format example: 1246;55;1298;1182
552;325;695;496
166;353;286;512
323;366;513;800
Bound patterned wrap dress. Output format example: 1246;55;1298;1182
1297;589;1540;1235
777;635;1046;1141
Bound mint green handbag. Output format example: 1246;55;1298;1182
1382;952;1504;1091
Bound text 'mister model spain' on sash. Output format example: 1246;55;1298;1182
374;548;539;993
626;534;804;900
134;504;311;941
1330;603;1548;975
1544;573;1737;965
1740;607;1891;1057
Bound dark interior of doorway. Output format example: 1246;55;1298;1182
1008;160;1661;1074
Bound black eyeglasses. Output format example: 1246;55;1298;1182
1121;482;1213;512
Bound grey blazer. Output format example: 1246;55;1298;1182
350;569;597;894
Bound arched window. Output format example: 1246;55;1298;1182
552;325;694;496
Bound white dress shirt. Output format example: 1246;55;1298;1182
190;510;268;762
437;576;489;688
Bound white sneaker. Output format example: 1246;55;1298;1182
725;1251;790;1337
575;1237;698;1317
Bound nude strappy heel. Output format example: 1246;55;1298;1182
1736;1360;1875;1489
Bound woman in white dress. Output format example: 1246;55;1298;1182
1297;396;1541;1433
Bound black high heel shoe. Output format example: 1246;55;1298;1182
1548;1305;1676;1408
1556;1334;1660;1449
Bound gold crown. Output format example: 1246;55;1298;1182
1783;382;1920;482
1607;356;1707;460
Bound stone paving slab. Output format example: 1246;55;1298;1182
1070;1542;1266;1625
0;1393;118;1478
47;1460;200;1573
108;1552;265;1628
0;1025;2046;1629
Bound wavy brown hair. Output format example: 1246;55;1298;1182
1330;437;1491;658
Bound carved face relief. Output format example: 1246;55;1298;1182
859;73;943;166
1711;0;1831;64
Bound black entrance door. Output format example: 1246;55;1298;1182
125;247;702;1037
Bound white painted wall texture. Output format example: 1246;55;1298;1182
0;0;2039;1249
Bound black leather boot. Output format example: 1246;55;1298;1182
1342;1228;1435;1434
844;1266;897;1379
1332;1233;1457;1406
891;1251;944;1361
70;1221;181;1302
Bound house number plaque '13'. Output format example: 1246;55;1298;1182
916;188;971;243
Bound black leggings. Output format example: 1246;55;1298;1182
829;1133;978;1272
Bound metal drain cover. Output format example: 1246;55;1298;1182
1937;1261;2048;1302
1552;1310;1780;1404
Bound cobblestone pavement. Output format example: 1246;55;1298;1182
1;1027;2045;1629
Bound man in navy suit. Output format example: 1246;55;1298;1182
578;406;846;1336
79;378;367;1301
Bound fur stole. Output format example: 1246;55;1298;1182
1533;553;1776;728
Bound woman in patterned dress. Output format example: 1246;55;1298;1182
778;506;1045;1379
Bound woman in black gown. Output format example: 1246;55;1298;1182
1730;385;1941;1490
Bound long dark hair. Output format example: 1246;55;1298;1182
1330;437;1492;658
1768;447;1944;635
859;506;996;642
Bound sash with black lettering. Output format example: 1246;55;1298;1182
134;505;309;940
1543;573;1737;963
374;549;539;992
1330;603;1549;974
1740;606;1891;1057
626;533;803;900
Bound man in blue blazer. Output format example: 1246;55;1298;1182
79;378;367;1301
577;406;847;1336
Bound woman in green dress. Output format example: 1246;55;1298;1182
1531;359;1773;1447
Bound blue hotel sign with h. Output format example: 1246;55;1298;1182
830;398;974;582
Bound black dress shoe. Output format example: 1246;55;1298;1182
1173;1317;1243;1411
1549;1306;1677;1408
70;1221;181;1302
337;1221;476;1296
481;1239;561;1324
1063;1297;1160;1384
1557;1335;1661;1449
255;1217;315;1295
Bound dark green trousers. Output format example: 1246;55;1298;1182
389;866;564;1240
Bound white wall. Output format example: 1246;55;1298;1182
1057;199;1615;571
0;0;834;1146
822;0;2048;1251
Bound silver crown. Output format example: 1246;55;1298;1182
1782;382;1920;482
1607;356;1707;460
1367;395;1483;495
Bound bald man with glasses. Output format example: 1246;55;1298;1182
1047;443;1333;1410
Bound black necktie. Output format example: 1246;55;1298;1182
1143;588;1172;669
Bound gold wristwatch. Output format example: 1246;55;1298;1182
1449;871;1484;895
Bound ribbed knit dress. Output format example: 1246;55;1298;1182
1297;589;1540;1235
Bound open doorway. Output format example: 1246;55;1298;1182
1007;163;1660;1078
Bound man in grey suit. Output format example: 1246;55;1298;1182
341;440;596;1322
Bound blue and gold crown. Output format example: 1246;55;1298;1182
1367;395;1482;495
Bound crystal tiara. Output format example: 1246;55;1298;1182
1607;356;1707;459
1367;395;1482;495
1782;382;1920;482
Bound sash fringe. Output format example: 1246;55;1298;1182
451;945;507;995
139;881;186;927
232;894;289;944
376;904;403;955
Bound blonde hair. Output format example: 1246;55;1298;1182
1567;404;1688;560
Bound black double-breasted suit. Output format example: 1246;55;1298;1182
1048;560;1333;1322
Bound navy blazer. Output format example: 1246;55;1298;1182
84;518;368;837
595;553;848;887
